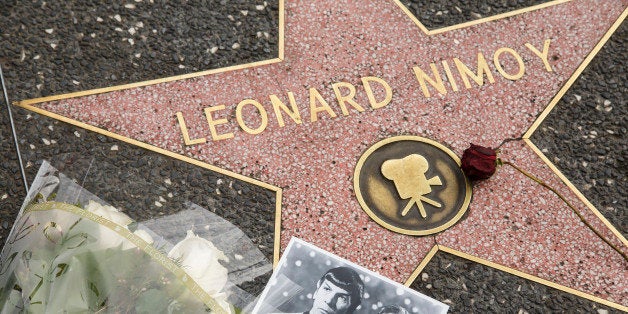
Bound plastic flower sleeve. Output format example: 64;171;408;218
243;273;305;313
141;203;272;301
0;160;273;313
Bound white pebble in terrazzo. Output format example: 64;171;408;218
33;0;628;306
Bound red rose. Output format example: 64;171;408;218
461;144;497;181
458;142;627;261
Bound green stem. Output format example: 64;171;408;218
500;160;627;262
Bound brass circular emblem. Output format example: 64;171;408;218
354;136;471;236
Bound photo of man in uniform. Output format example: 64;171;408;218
303;266;364;314
252;239;448;314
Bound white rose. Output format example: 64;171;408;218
168;231;229;297
43;221;63;244
84;200;133;227
133;229;154;245
82;200;142;250
212;292;233;314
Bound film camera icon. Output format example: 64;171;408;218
381;154;442;218
354;136;471;236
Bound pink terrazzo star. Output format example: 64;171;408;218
20;0;627;306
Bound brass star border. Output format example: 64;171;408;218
11;0;627;311
404;245;626;311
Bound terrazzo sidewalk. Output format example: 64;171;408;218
2;0;626;312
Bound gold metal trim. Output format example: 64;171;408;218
15;0;569;107
399;7;628;311
278;0;285;61
404;245;628;311
525;139;628;247
391;0;572;35
14;0;286;107
353;136;472;236
10;1;625;302
523;7;628;246
525;6;628;138
403;244;439;286
15;102;284;266
273;189;283;267
16;58;282;107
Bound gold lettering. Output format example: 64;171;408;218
175;112;207;146
204;105;234;141
309;87;337;122
236;99;269;135
412;64;446;98
441;60;459;92
493;47;525;81
270;92;302;127
361;76;392;108
525;39;553;72
332;82;365;115
454;52;495;89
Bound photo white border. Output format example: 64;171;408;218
252;237;448;313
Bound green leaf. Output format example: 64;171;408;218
28;276;43;301
0;252;18;275
46;193;57;201
33;193;44;203
61;233;92;250
54;263;68;277
88;281;100;297
66;218;83;233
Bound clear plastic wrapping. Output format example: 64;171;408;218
0;161;272;313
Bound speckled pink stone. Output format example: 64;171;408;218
36;0;627;305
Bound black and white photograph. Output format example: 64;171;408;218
251;238;448;314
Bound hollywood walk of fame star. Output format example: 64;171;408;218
14;0;627;308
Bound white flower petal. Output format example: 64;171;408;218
84;200;133;226
169;231;229;295
213;292;234;313
133;229;154;244
107;210;133;226
43;222;63;244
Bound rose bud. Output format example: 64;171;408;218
461;143;498;181
43;221;63;244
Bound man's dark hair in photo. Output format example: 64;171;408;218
308;266;365;314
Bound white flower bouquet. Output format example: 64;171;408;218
0;161;272;313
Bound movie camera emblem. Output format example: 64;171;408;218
354;136;471;235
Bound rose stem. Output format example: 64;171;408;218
501;160;627;262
